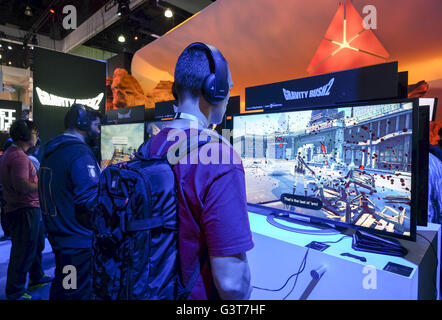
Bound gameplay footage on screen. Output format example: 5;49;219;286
101;123;145;168
233;102;413;237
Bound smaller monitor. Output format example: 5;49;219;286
100;122;145;169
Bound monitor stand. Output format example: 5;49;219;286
266;212;342;236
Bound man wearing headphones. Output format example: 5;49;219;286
39;104;102;300
0;120;49;300
149;43;254;299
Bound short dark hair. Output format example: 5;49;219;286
64;104;102;130
9;120;38;142
174;46;212;98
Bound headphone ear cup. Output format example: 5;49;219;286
76;106;90;131
202;73;219;105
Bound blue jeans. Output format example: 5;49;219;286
5;207;45;300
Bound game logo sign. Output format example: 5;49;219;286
233;102;413;237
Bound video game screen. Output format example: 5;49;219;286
145;120;173;140
233;102;414;238
101;122;145;168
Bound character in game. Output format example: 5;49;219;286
292;155;309;196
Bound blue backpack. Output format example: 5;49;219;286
92;137;210;300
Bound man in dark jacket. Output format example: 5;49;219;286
39;104;102;300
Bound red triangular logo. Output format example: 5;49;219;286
307;0;389;75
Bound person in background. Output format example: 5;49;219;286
428;127;442;300
428;127;442;224
0;120;52;300
27;137;41;172
39;104;102;300
0;138;14;241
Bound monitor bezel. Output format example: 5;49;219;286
233;97;424;241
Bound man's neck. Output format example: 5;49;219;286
64;129;86;143
172;99;209;129
12;141;29;153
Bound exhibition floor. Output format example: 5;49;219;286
0;229;54;300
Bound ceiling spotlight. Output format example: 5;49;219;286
117;0;130;16
118;35;126;43
49;9;55;14
8;61;12;65
30;46;34;50
24;5;33;16
8;45;12;50
134;36;138;40
164;8;173;18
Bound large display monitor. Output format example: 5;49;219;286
233;100;427;240
101;122;145;168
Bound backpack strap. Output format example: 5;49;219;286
126;216;166;232
181;250;209;300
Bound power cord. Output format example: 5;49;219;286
253;235;350;299
282;246;310;300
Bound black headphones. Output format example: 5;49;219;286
73;104;91;131
172;42;229;105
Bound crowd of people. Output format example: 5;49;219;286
0;43;254;300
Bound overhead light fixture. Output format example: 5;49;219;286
118;35;126;43
0;54;2;59
117;0;130;16
49;9;55;14
164;8;173;18
134;36;138;40
8;61;12;65
24;5;33;16
7;45;12;50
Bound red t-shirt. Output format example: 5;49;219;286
150;128;254;300
0;145;39;212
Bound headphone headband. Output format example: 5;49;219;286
173;42;229;104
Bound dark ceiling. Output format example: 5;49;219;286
0;0;109;40
83;1;198;55
0;0;215;68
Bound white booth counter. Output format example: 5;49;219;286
247;212;441;300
